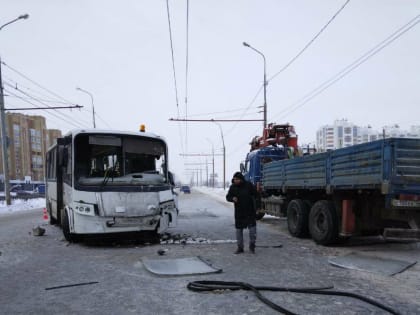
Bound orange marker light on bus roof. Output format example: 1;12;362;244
139;124;146;132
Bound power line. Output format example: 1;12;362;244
2;63;96;127
2;61;76;106
227;14;420;158
4;80;80;108
170;118;264;122
5;105;82;110
225;85;264;137
94;112;113;129
4;88;86;128
187;106;261;118
165;0;185;156
272;14;420;121
184;0;190;156
3;61;112;130
268;0;351;82
3;81;91;127
165;0;180;109
224;0;350;146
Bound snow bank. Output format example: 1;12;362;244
0;198;46;214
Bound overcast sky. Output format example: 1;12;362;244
1;0;419;184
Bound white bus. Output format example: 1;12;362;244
46;129;178;242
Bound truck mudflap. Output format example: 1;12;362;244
383;228;420;242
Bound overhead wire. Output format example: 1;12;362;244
2;61;112;129
268;0;351;83
3;80;91;127
166;0;185;157
166;0;180;110
2;63;100;129
3;61;77;107
184;0;190;154
94;112;113;129
3;77;79;106
271;14;420;121
187;105;261;118
225;85;264;137
228;12;419;157
3;87;86;129
223;0;350;146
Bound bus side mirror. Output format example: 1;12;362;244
240;163;245;173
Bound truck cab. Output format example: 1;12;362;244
241;145;287;188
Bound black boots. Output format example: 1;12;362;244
234;245;255;254
249;243;255;254
234;247;244;254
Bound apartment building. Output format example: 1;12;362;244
0;113;62;182
317;119;420;151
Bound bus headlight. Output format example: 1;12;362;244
74;202;96;216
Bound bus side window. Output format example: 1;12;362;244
63;145;72;185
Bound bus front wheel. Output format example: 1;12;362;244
61;210;74;242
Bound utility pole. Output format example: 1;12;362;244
181;153;222;188
185;162;212;187
206;138;215;188
76;87;96;128
0;58;11;204
1;13;30;205
214;121;226;190
243;42;267;128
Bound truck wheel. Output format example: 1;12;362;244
61;209;74;242
287;199;310;237
309;200;338;245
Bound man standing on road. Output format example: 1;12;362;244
226;172;260;254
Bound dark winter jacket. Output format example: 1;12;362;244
226;179;260;229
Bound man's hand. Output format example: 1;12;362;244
232;197;238;203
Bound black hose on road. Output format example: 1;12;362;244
186;280;400;315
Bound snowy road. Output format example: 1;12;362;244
0;188;419;314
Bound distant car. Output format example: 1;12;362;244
180;185;191;194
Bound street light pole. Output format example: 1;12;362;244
0;14;29;31
0;14;30;205
206;138;215;188
76;87;96;128
243;42;267;128
213;121;225;190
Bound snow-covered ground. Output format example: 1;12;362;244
0;186;224;215
192;186;229;204
0;198;46;215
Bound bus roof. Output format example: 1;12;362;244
64;129;165;141
47;129;166;152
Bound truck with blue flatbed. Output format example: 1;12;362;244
241;124;420;245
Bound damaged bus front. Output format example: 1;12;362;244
46;129;178;242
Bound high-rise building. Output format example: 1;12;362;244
0;113;62;182
316;119;420;152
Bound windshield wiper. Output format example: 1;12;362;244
101;162;118;187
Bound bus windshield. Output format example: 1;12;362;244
74;133;167;186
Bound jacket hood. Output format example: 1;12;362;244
232;172;245;181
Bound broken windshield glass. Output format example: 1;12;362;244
74;133;167;186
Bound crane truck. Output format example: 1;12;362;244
241;123;420;245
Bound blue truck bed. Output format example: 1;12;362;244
262;138;420;195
